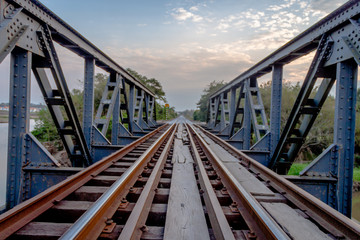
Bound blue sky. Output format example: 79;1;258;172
0;0;349;110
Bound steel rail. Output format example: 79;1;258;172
187;124;290;240
118;124;177;239
60;123;176;240
185;124;235;240
7;0;154;97
210;0;360;98
0;124;168;239
198;125;360;239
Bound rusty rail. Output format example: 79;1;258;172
197;124;360;239
118;124;177;239
187;124;289;240
59;123;176;239
0;124;168;239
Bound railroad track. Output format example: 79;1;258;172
0;118;359;239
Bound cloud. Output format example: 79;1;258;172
104;45;253;110
137;23;147;27
171;7;203;23
189;6;198;11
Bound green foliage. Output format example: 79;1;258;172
260;81;336;160
156;102;177;120
32;109;60;143
287;163;309;175
127;68;166;102
194;80;226;122
354;167;360;182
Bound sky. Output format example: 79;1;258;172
0;0;351;111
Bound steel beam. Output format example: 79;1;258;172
83;58;95;150
6;47;31;209
270;64;283;156
7;0;155;97
334;59;357;217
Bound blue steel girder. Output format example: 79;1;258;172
34;26;92;167
334;60;358;217
228;83;245;138
216;92;230;135
6;47;31;209
83;57;95;150
270;35;335;174
205;0;360;217
247;77;269;142
94;73;122;136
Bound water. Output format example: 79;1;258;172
0;120;36;207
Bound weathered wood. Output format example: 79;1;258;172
223;162;274;196
13;222;71;239
255;193;287;203
196;129;274;196
115;203;167;225
67;186;108;201
164;129;210;240
126;187;170;203
136;177;171;188
112;162;133;168
101;167;127;176
262;202;332;240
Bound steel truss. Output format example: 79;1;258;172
206;0;360;217
0;0;157;209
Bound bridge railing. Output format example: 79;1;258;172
206;0;360;217
0;0;157;210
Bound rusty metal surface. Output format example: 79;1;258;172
188;124;289;240
59;124;176;239
118;124;177;239
198;125;360;239
0;124;168;239
185;124;235;240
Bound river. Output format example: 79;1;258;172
0;121;359;221
0;120;36;208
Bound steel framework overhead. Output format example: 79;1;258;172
206;0;360;217
0;0;158;210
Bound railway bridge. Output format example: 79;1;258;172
0;0;360;239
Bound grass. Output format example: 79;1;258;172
354;168;360;182
288;163;360;182
287;163;309;175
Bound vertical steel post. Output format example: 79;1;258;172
6;48;31;209
112;89;120;144
243;79;252;149
270;64;283;157
83;58;95;150
128;84;135;134
335;59;357;217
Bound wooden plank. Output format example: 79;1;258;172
262;202;332;240
164;127;210;240
69;186;108;201
223;162;275;196
195;128;274;196
14;222;71;239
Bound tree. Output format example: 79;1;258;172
194;80;226;122
260;81;335;161
126;68;166;102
